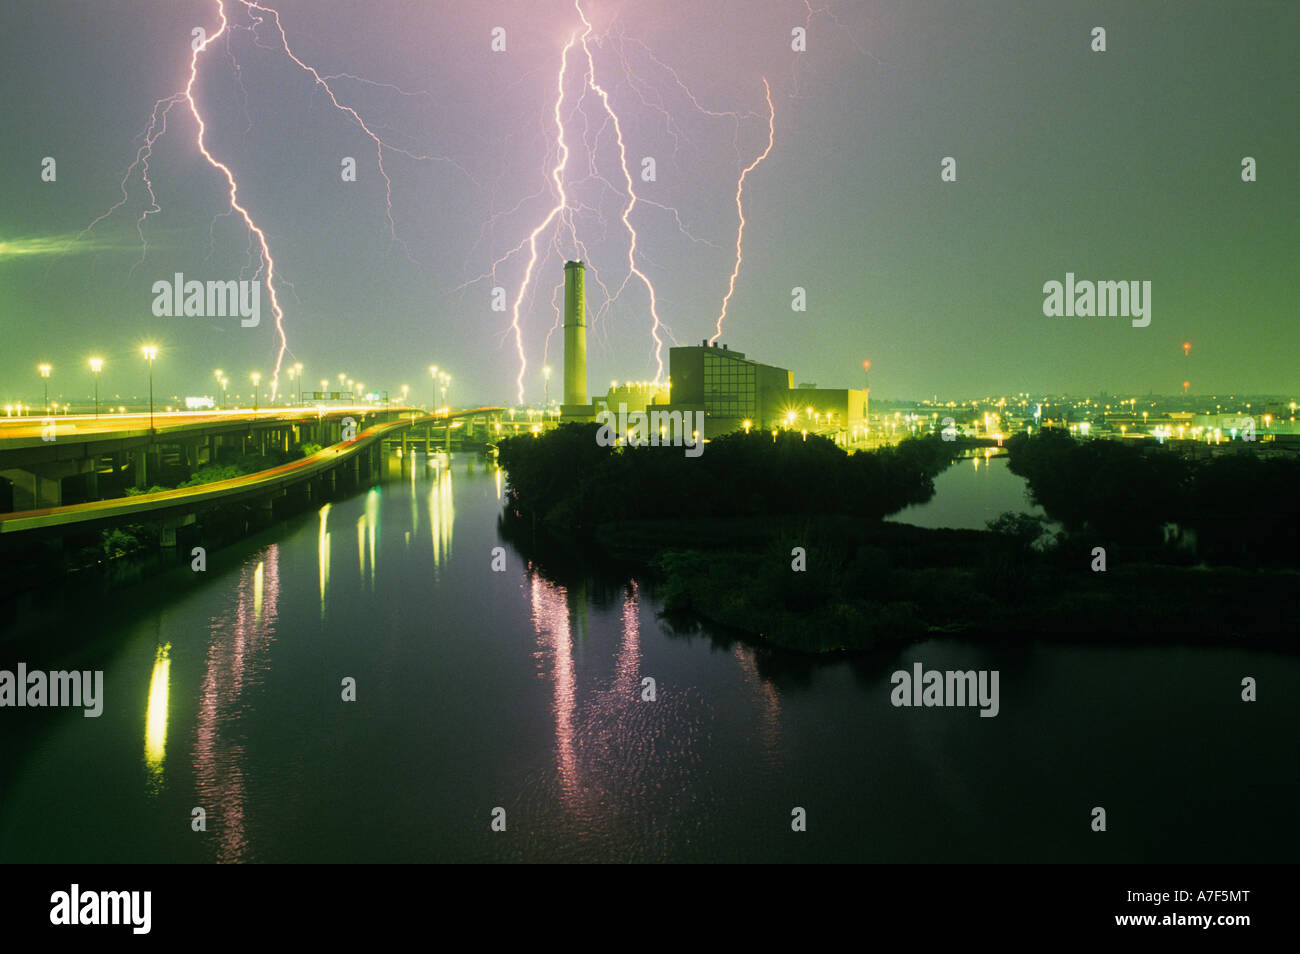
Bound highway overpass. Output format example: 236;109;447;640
0;405;505;512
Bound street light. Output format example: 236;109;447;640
89;357;103;418
214;369;223;408
141;346;158;432
294;362;303;406
429;365;439;409
251;372;261;414
38;364;51;413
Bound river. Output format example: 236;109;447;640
1;451;1295;862
888;450;1047;531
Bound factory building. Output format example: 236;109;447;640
659;341;868;441
593;381;670;416
556;261;866;443
655;343;782;438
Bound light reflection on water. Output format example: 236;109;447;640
142;643;171;794
523;569;714;856
0;454;1295;863
429;459;453;571
191;545;280;863
887;454;1046;531
317;503;331;618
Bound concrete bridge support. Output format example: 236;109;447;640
159;512;196;549
36;472;59;509
134;448;149;489
0;469;59;510
0;455;137;512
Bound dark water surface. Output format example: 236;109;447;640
2;454;1295;862
888;451;1047;530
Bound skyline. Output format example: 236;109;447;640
2;0;1297;406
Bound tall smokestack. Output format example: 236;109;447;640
563;260;587;406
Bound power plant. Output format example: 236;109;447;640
552;259;867;445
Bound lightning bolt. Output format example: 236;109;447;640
574;0;673;384
76;4;290;395
74;93;184;273
710;77;775;345
72;3;809;412
183;3;290;398
79;0;473;401
501;30;581;406
242;1;481;259
465;2;778;403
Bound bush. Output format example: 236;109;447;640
1007;432;1300;565
499;428;958;531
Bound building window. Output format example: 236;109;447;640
703;353;754;418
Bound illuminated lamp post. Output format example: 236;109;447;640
141;346;158;432
90;358;103;418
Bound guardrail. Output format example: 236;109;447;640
0;416;428;535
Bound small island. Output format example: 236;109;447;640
498;425;1299;653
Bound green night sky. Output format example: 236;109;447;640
1;0;1296;405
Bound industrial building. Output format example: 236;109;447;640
653;342;868;441
557;260;867;443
